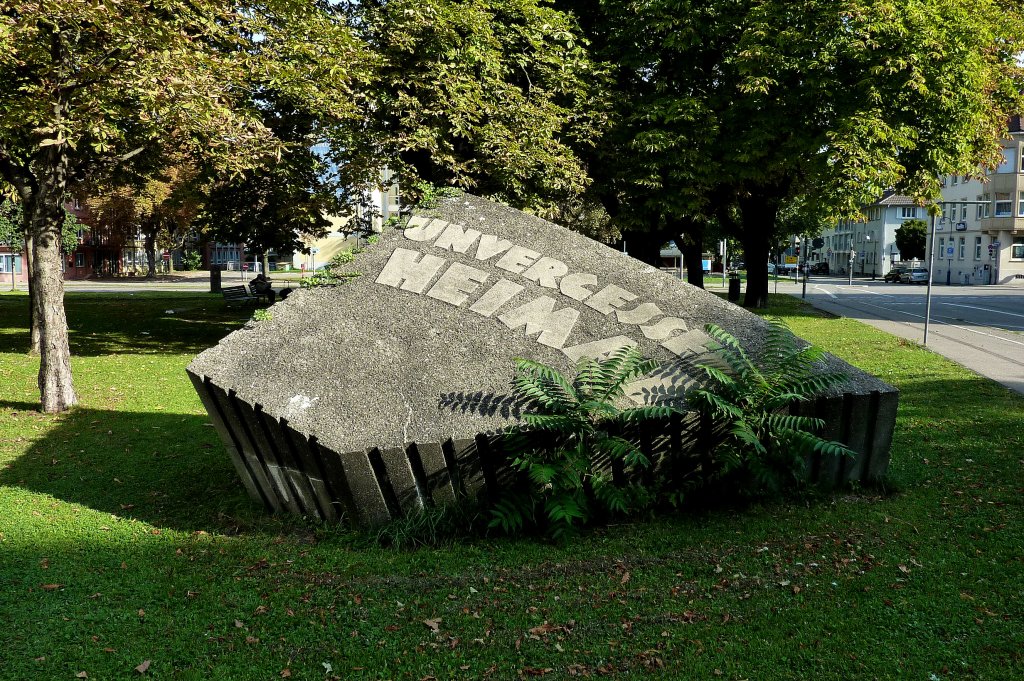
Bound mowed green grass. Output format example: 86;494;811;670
1;290;1021;680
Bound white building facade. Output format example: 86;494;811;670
816;192;923;278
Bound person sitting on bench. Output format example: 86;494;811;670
251;273;276;304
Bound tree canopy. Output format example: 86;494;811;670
567;0;1024;306
895;218;928;261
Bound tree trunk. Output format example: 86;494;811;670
621;226;670;267
737;192;781;309
261;251;269;276
144;224;157;279
26;138;77;412
672;217;706;289
25;231;41;355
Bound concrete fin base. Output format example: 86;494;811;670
190;368;897;524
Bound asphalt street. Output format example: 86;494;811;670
775;276;1024;395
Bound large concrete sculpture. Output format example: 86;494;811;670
187;194;898;524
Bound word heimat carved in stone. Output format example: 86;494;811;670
188;194;899;525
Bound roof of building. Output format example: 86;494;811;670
873;191;917;207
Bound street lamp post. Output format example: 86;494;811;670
924;201;987;346
848;248;856;286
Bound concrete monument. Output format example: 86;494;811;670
187;194;898;524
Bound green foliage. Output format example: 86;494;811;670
0;200;79;253
346;0;606;210
687;319;855;496
895;218;928;260
493;346;676;539
180;251;203;271
251;309;272;322
0;200;25;251
372;499;487;550
299;247;364;288
404;181;463;210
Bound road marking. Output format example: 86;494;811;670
812;285;837;299
941;302;1024;321
845;299;1024;349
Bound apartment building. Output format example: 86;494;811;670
815;192;921;278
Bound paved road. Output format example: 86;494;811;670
778;277;1024;395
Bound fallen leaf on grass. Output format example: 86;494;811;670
76;673;88;679
620;571;631;585
423;618;441;632
134;660;150;674
528;622;569;637
280;669;291;678
40;583;63;591
234;619;245;628
245;636;259;644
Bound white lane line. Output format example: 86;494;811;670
812;285;837;299
849;299;1024;348
941;302;1024;321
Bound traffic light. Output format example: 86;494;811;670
795;244;801;257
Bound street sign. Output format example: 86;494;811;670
162;252;170;261
944;245;955;258
992;241;1001;248
311;247;320;255
242;263;249;271
955;222;968;231
812;237;825;249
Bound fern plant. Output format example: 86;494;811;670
686;318;856;496
493;345;676;539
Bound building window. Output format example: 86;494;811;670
975;236;982;259
74;252;85;268
995;192;1012;217
959;237;966;259
951;175;959;185
999;147;1016;173
1013;237;1024;260
1019;191;1024;217
983;194;991;217
977;196;984;220
899;206;915;219
961;204;967;221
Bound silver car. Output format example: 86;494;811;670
901;267;929;284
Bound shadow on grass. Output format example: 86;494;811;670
0;403;279;534
0;292;250;356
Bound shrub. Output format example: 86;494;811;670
492;346;676;539
686;318;856;496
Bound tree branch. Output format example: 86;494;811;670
0;144;35;202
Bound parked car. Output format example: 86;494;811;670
809;262;829;275
883;266;908;283
767;262;777;274
901;267;929;284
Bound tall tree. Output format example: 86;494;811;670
80;160;203;278
199;95;339;270
569;0;1024;307
0;0;371;411
895;218;928;261
345;0;607;211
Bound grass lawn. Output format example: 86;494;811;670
1;290;1021;680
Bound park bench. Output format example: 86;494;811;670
222;285;258;306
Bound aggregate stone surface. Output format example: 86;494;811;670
188;193;893;457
